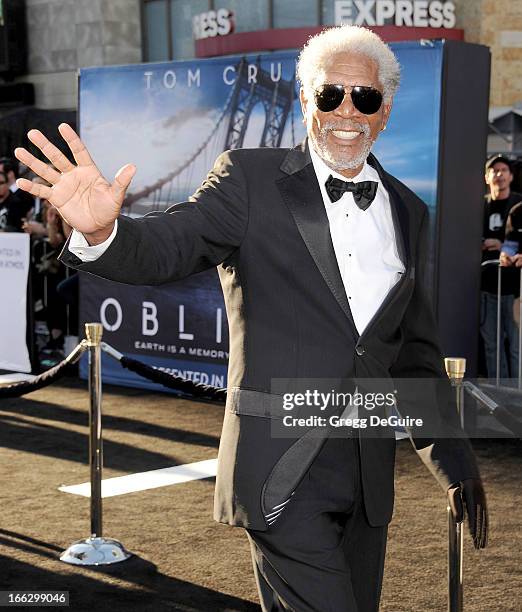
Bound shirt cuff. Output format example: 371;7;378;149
68;220;118;262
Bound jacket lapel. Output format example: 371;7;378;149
357;154;412;340
275;143;413;342
367;153;410;269
276;142;359;339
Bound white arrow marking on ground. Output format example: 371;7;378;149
58;458;218;498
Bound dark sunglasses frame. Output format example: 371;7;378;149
314;84;383;115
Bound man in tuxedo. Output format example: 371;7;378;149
14;25;487;612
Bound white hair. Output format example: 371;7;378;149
297;26;401;102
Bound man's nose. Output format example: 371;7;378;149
332;90;363;119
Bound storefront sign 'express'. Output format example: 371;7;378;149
193;2;456;41
193;9;234;40
335;0;457;28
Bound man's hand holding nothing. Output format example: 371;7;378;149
14;123;136;245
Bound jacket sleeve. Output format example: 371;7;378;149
58;149;249;285
390;206;481;490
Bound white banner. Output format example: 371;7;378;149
0;233;31;372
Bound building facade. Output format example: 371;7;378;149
19;0;141;110
8;0;522;152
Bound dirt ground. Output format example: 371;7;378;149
0;378;520;611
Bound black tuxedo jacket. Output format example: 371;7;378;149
60;141;480;530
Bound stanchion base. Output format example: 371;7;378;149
60;537;132;565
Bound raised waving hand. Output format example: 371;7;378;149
14;123;136;245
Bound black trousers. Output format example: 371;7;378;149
246;436;388;611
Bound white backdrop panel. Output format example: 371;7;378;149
0;233;31;372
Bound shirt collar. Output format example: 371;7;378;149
309;143;381;202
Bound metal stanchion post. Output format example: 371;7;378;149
60;323;132;566
447;508;464;612
88;322;103;539
445;357;466;429
444;357;465;612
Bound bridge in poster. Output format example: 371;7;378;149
123;58;297;215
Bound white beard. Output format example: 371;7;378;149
309;120;373;172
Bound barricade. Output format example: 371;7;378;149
2;324;520;585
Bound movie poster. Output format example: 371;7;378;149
78;42;443;391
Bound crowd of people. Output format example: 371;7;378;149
1;150;521;377
0;156;78;362
481;154;522;380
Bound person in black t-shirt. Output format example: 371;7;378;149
481;154;522;379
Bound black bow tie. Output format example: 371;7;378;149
325;175;378;210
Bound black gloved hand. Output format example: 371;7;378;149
447;478;488;549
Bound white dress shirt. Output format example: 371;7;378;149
69;219;118;262
69;149;405;334
309;146;405;335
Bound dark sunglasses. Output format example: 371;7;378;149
314;84;383;115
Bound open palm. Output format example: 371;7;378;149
14;123;136;241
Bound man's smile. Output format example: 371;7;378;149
330;129;362;141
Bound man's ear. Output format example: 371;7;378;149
381;101;392;131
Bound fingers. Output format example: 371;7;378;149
110;164;136;203
58;123;95;167
461;482;477;541
480;504;488;548
474;503;488;549
16;178;52;200
14;147;61;185
474;504;483;549
462;482;489;549
26;129;75;173
466;501;478;545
